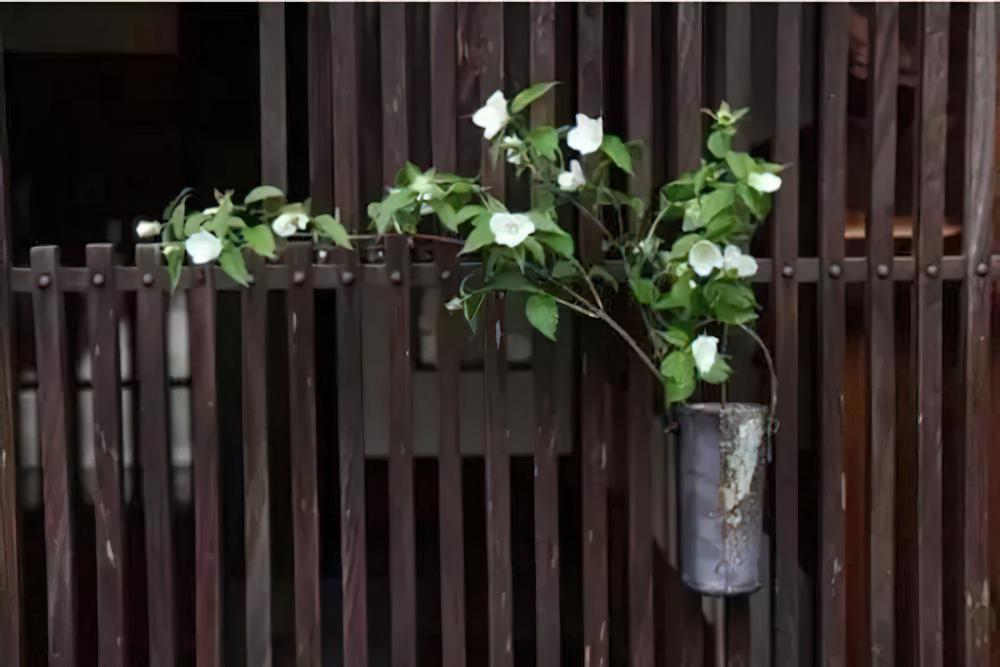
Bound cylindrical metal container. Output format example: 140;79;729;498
675;402;767;596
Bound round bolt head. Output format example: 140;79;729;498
341;270;355;286
389;270;403;285
781;264;795;278
976;262;989;276
925;264;939;278
377;249;385;260
876;263;890;278
440;269;452;281
38;274;51;288
293;270;306;285
828;263;842;279
142;272;155;286
91;272;105;286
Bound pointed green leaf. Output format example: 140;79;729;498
312;213;353;249
527;126;559;159
510;81;559;113
244;185;286;206
460;222;495;255
600;134;633;175
242;224;276;258
535;231;574;258
707;130;730;159
218;246;251;287
699;356;732;384
525;294;559;341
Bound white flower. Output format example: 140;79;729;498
691;335;719;375
417;192;433;215
184;230;223;264
489;212;535;248
500;135;523;149
472;90;510;140
747;171;781;193
566;113;604;155
557;159;586;192
272;211;309;238
135;220;161;238
723;245;758;278
202;206;219;216
506;149;523;166
688;240;723;277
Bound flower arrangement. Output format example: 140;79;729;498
137;83;782;408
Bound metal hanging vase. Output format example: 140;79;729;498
675;402;768;596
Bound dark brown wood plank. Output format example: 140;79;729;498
242;252;273;667
0;36;23;666
627;353;654;667
576;2;603;264
285;244;321;666
478;2;506;202
528;5;561;666
135;245;178;667
581;329;608;667
259;3;288;191
626;3;653;223
817;5;849;665
959;4;996;663
771;6;802;667
430;4;457;173
914;6;948;665
671;3;703;178
30;246;78;666
307;3;334;214
434;242;466;667
330;6;369;666
381;3;410;183
386;235;417;667
188;266;222;667
86;244;128;667
866;6;898;663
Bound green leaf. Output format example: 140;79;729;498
462;291;486;332
664;178;696;203
725;151;756;180
699;356;732;384
312;213;353;249
600;134;633;175
374;188;416;234
427;199;459;232
218;246;251;287
669;233;702;260
663;327;691;348
522;237;546;265
165;246;184;293
510;81;559;113
661;349;696;403
698;188;735;226
460;222;495;255
735;183;771;220
205;213;246;237
162;187;194;221
242;224;276;258
454;205;486;227
653;278;694;310
244;185;286;206
707;130;730;159
170;196;189;240
588;264;619;291
525;294;559;341
184;212;209;236
527;126;559;160
535;232;574;258
629;277;659;305
551;261;576;280
525;210;567;235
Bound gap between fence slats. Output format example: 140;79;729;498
959;4;996;663
259;3;288;192
135;245;179;667
817;5;849;666
30;246;78;667
285;243;321;666
87;244;129;667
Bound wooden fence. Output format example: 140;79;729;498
1;3;999;666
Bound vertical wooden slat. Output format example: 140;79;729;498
914;6;948;665
0;35;23;666
286;244;321;666
386;235;417;667
581;329;608;667
135;246;178;667
30;246;78;666
87;244;128;667
259;3;288;192
771;6;801;667
188;266;222;667
577;2;603;264
307;3;334;213
242;253;272;667
381;2;410;181
528;5;561;667
959;4;996;662
867;6;898;663
477;4;513;666
817;5;849;666
330;5;369;666
430;6;466;665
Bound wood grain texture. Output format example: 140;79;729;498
285;244;321;666
307;3;334;214
259;3;288;192
30;246;78;666
86;244;129;667
0;36;23;666
242;252;273;667
627;354;653;667
577;2;603;264
817;5;848;665
959;4;996;662
866;6;898;663
581;328;608;667
381;3;410;184
771;6;801;667
914;6;948;665
188;266;222;667
135;245;178;667
386;235;417;667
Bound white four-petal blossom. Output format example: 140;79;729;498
489;212;535;248
747;171;782;193
135;220;162;238
691;334;719;375
472;90;510;140
723;244;758;278
272;211;309;238
566;113;604;155
557;159;586;192
184;230;223;264
688;240;724;277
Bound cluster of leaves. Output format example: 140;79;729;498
366;163;484;235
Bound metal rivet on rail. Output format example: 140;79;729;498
925;264;939;278
142;272;155;286
828;263;842;279
440;269;452;282
91;272;105;287
293;270;306;285
781;264;794;278
976;262;989;277
876;263;890;279
37;274;51;289
341;270;355;286
377;249;385;260
389;270;403;285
